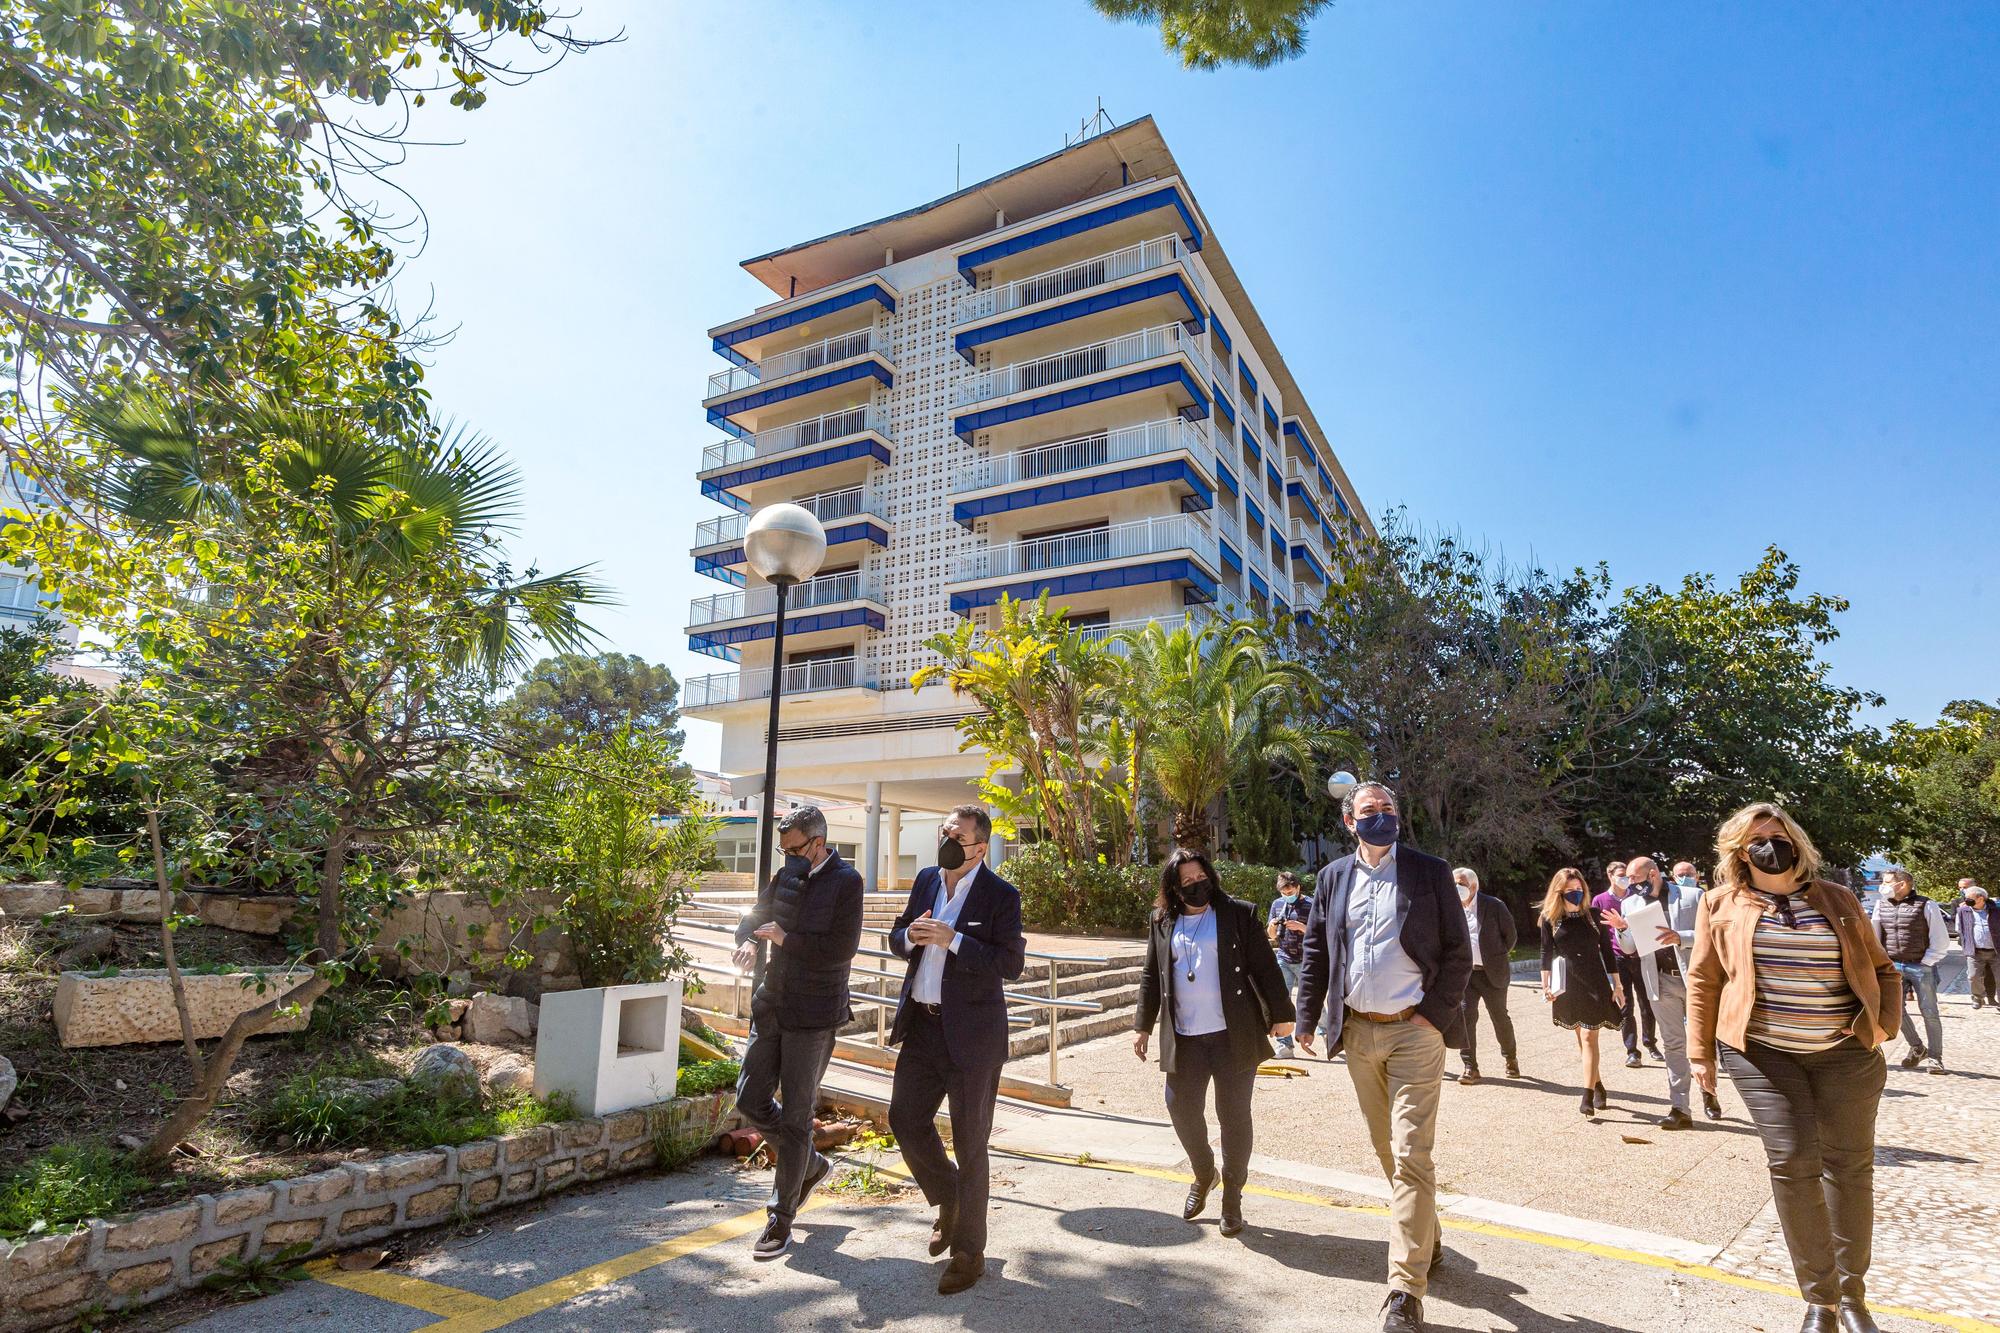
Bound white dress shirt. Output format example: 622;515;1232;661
1344;848;1427;1015
1974;909;1994;951
1464;901;1483;967
1169;908;1227;1036
910;862;978;1005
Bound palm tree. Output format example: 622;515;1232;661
1124;617;1343;853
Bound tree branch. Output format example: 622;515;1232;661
0;176;182;353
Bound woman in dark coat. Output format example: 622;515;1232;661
1134;848;1293;1236
1538;866;1625;1117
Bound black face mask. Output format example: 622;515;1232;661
781;852;811;879
1563;889;1586;906
1746;837;1798;876
1178;878;1213;909
938;837;968;872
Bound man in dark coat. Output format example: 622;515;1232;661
731;804;863;1261
1453;866;1519;1085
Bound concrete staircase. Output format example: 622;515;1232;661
1004;951;1148;1062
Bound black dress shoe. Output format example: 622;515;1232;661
929;1203;957;1257
1219;1189;1244;1236
1799;1305;1836;1333
1458;1066;1482;1086
1658;1108;1694;1131
1645;1042;1664;1062
1381;1290;1426;1332
1593;1081;1609;1109
1182;1175;1214;1221
1836;1298;1880;1332
752;1217;791;1260
1504;1057;1521;1078
1702;1091;1724;1121
1624;1052;1644;1069
937;1252;984;1295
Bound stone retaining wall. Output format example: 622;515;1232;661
0;1091;740;1331
0;883;293;936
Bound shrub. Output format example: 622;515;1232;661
0;1144;148;1239
674;1057;740;1098
1006;843;1299;934
250;1069;572;1152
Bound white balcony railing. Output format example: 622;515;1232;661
956;234;1201;325
700;405;884;474
954;322;1207;408
688;570;877;628
1283;455;1327;508
705;326;886;400
950;512;1216;584
953;418;1208;493
684;656;872;710
1289;517;1333;577
693;483;885;549
1218;505;1243;550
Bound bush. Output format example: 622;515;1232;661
675;1057;740;1097
1006;843;1298;934
0;1144;148;1239
250;1068;574;1152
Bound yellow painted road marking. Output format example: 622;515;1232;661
305;1259;500;1318
997;1149;2000;1333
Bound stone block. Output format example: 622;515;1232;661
213;1188;275;1226
464;1178;502;1208
500;1126;552;1166
604;1110;646;1143
465;992;539;1044
560;1119;606;1150
408;1043;479;1098
619;1143;653;1167
0;1053;15;1113
104;1203;197;1252
544;1158;575;1186
365;1151;445;1192
533;981;681;1116
580;1150;609;1175
504;1170;536;1196
190;1236;247;1275
260;1217;324;1248
52;967;315;1047
19;1271;97;1313
486;1056;534;1096
405;1185;461;1221
5;1229;87;1282
195;894;293;935
285;1169;353;1208
106;1258;174;1295
456;1141;498;1172
338;1205;394;1234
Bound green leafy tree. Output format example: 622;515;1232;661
511;726;716;989
1893;701;2000;899
0;391;601;1161
2;0;603;475
498;652;687;762
1089;0;1330;68
1127;616;1337;853
1593;548;1903;870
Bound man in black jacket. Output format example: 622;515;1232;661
1454;867;1520;1085
887;804;1026;1296
1296;782;1472;1333
731;805;863;1261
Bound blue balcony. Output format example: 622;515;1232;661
697;406;891;512
953;235;1204;365
709;278;898;368
947;418;1214;529
955;182;1203;285
945;513;1220;616
686;571;888;661
951;323;1211;443
692;482;891;586
703;328;894;439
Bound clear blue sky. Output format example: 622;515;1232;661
388;1;2000;771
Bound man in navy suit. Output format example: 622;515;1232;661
1296;782;1472;1333
886;803;1026;1296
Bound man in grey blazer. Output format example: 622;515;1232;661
1296;782;1472;1333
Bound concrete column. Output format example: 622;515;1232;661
861;781;883;896
885;805;904;889
988;805;1007;869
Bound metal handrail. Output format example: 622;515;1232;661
700;405;885;473
706;326;885;399
954;322;1207;407
675;915;1113;1085
956;233;1201;325
950;511;1216;584
951;417;1207;494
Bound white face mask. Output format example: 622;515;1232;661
1459;886;1475;903
1676;876;1697;888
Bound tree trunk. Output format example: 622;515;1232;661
315;827;349;963
146;809;204;1081
1172;807;1210;853
134;970;332;1164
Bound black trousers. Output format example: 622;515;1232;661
1720;1037;1886;1306
1460;972;1518;1066
1163;1030;1257;1193
888;1006;1003;1260
735;1020;838;1225
1615;953;1657;1054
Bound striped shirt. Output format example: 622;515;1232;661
1744;892;1861;1052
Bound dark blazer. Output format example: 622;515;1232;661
1136;894;1292;1075
732;849;864;1031
1957;900;2000;950
887;862;1027;1070
1467;893;1518;987
1296;844;1474;1054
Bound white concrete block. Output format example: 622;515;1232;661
532;980;682;1116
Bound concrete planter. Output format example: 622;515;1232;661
51;968;317;1049
534;979;684;1116
0;1090;740;1331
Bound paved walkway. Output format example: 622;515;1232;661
172;1149;1893;1333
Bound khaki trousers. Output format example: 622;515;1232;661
1343;1012;1447;1298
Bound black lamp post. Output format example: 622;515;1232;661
742;502;827;985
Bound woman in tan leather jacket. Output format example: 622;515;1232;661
1687;801;1900;1333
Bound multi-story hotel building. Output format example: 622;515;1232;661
683;117;1374;890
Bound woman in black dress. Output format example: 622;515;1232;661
1539;866;1625;1117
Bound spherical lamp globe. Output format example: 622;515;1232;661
743;503;827;585
1326;770;1359;801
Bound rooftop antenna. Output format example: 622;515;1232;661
955;143;961;191
1065;96;1115;148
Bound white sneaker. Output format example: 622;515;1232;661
1927;1058;1947;1075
